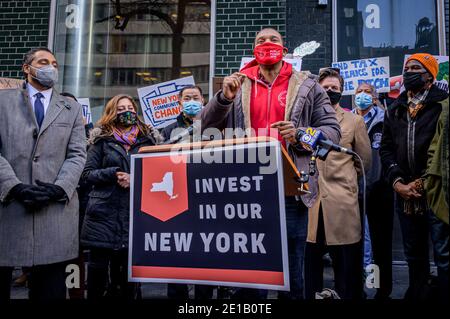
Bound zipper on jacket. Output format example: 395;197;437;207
406;112;416;174
267;86;272;133
257;74;279;134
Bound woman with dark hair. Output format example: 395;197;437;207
81;94;162;299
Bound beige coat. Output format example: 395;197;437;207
307;106;371;245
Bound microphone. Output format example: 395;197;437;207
163;125;195;145
296;128;355;155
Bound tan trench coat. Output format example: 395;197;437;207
307;106;371;245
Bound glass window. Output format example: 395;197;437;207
335;0;439;75
52;0;211;122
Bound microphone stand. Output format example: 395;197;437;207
308;143;334;176
163;135;184;145
162;125;212;145
306;143;370;281
294;142;336;194
294;145;330;194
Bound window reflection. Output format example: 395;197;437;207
336;0;439;75
53;0;211;122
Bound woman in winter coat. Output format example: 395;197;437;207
81;94;162;299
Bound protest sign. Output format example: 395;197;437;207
332;57;390;95
404;55;449;92
129;141;290;290
138;76;195;128
293;41;320;58
240;57;302;72
77;98;92;124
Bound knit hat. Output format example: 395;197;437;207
406;53;439;79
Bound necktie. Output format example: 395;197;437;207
34;92;45;128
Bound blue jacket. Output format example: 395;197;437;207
353;105;385;193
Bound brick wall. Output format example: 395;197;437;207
214;0;286;76
0;0;448;79
0;0;51;79
286;0;331;74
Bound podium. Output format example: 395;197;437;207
139;136;307;196
129;136;303;290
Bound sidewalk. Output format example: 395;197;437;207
12;262;422;299
11;210;422;300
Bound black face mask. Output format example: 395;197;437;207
326;90;342;106
403;71;428;92
116;111;137;126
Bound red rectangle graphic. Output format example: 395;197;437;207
132;266;284;285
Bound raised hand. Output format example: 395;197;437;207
222;72;246;100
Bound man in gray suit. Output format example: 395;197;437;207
0;48;87;300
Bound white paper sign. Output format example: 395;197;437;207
137;76;195;128
77;98;92;124
239;57;302;72
332;56;390;95
293;41;321;58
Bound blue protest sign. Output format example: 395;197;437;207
138;76;195;128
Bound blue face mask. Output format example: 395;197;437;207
355;92;373;110
182;100;203;116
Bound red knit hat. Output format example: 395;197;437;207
406;53;439;79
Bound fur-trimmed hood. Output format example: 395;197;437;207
87;125;164;145
87;127;104;145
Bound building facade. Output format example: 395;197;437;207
1;0;449;120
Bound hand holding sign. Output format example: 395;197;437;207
222;72;246;100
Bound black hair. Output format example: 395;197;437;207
179;85;203;98
23;47;55;65
60;92;78;102
22;47;55;79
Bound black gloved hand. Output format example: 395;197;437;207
35;180;67;201
8;183;51;209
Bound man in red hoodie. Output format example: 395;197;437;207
201;28;341;299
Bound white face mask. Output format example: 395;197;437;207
28;65;58;88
